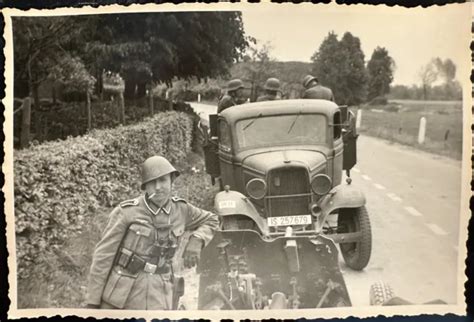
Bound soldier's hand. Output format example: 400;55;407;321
183;236;204;268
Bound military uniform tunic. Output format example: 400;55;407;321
256;94;280;102
302;85;335;102
217;94;237;113
86;195;219;310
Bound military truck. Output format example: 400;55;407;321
198;99;371;309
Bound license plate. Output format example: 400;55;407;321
267;215;312;227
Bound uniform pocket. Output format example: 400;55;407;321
122;223;153;254
102;267;138;309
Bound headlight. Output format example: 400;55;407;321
311;174;332;195
246;178;267;200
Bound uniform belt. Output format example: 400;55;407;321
117;249;170;275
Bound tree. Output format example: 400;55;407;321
311;32;368;105
13;16;83;135
241;40;276;101
433;57;456;83
418;60;438;100
84;12;249;99
367;47;395;102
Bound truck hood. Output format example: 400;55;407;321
240;148;327;174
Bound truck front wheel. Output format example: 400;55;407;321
337;206;372;270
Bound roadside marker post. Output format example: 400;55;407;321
356;109;362;129
198;93;201;102
418;117;426;144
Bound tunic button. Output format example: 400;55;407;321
118;270;122;274
137;232;140;235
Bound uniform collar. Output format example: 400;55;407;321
143;196;171;216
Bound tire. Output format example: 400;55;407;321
369;281;395;305
337;206;372;270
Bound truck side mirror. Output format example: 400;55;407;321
209;114;218;138
203;114;221;182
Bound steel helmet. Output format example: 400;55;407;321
140;156;180;190
264;78;281;92
227;79;245;92
303;75;318;88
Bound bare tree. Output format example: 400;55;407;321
418;61;438;100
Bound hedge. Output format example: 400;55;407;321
14;111;194;279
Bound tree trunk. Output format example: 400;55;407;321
137;82;147;98
148;91;154;116
20;97;31;149
118;92;125;124
86;90;92;131
124;79;136;100
32;83;41;141
52;86;57;104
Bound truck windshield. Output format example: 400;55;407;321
235;114;327;149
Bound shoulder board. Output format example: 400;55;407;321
171;196;187;204
120;198;139;208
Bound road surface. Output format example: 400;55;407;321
187;102;463;306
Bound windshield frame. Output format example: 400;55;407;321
232;112;330;152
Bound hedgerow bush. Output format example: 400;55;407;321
14;111;193;280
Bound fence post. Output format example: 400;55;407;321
356;109;362;129
148;92;154;116
198;93;201;103
20;97;31;149
118;92;125;124
418;117;426;144
86;90;92;131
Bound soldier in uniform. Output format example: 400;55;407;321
302;74;335;102
217;79;246;113
256;78;282;102
86;156;219;310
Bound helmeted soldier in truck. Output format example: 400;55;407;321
256;78;282;102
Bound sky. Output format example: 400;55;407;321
241;3;469;86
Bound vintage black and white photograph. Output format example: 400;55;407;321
3;2;471;320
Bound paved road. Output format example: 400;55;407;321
187;101;463;306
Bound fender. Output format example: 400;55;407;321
318;183;366;217
214;190;269;236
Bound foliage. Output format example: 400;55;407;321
14;112;194;279
433;58;456;83
367;47;395;101
84;12;249;99
13;98;177;146
48;55;96;94
388;83;462;101
418;60;438;100
13;12;249;102
239;41;277;100
311;32;368;105
13;16;84;96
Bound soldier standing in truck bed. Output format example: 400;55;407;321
256;78;282;102
217;79;246;113
302;74;335;102
86;156;219;310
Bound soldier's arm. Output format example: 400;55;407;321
184;202;219;246
86;207;129;306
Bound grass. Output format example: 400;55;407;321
17;152;218;309
357;100;463;160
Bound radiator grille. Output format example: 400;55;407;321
266;167;310;217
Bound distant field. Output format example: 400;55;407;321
356;100;463;159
